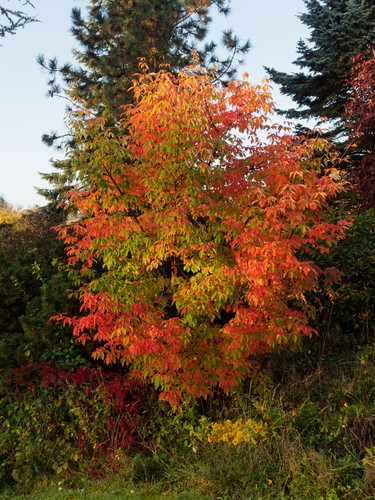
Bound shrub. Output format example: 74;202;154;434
0;363;145;491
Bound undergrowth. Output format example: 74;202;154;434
1;342;374;499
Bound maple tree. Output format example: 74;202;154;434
55;67;348;406
345;47;375;209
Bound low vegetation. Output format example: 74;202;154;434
1;333;374;498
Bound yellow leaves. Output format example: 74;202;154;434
0;203;22;225
288;169;304;182
57;64;349;404
207;418;267;446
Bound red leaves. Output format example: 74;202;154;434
54;67;348;405
346;47;375;144
345;46;375;208
8;363;145;455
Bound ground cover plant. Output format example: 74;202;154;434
0;363;145;491
1;345;374;498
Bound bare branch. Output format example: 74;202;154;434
0;1;38;38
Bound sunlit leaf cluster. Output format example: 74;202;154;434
55;67;348;405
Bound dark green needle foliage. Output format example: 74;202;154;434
265;0;375;140
37;0;250;205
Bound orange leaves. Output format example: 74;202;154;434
54;66;348;405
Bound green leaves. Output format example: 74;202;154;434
55;68;348;405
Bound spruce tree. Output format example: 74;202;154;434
37;0;250;205
265;0;375;350
265;0;375;140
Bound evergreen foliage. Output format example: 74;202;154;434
265;0;375;139
37;0;250;205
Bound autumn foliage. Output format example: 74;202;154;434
2;363;145;484
345;47;375;209
55;67;348;405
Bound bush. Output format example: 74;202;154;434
0;363;145;492
314;208;375;350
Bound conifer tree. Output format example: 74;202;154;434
265;0;375;140
37;0;250;205
265;0;375;349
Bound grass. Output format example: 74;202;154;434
1;345;375;499
1;439;372;499
0;482;211;500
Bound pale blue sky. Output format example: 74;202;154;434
1;0;309;208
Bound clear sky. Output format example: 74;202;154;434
0;0;309;209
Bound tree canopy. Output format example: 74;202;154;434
38;0;250;206
54;67;348;405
